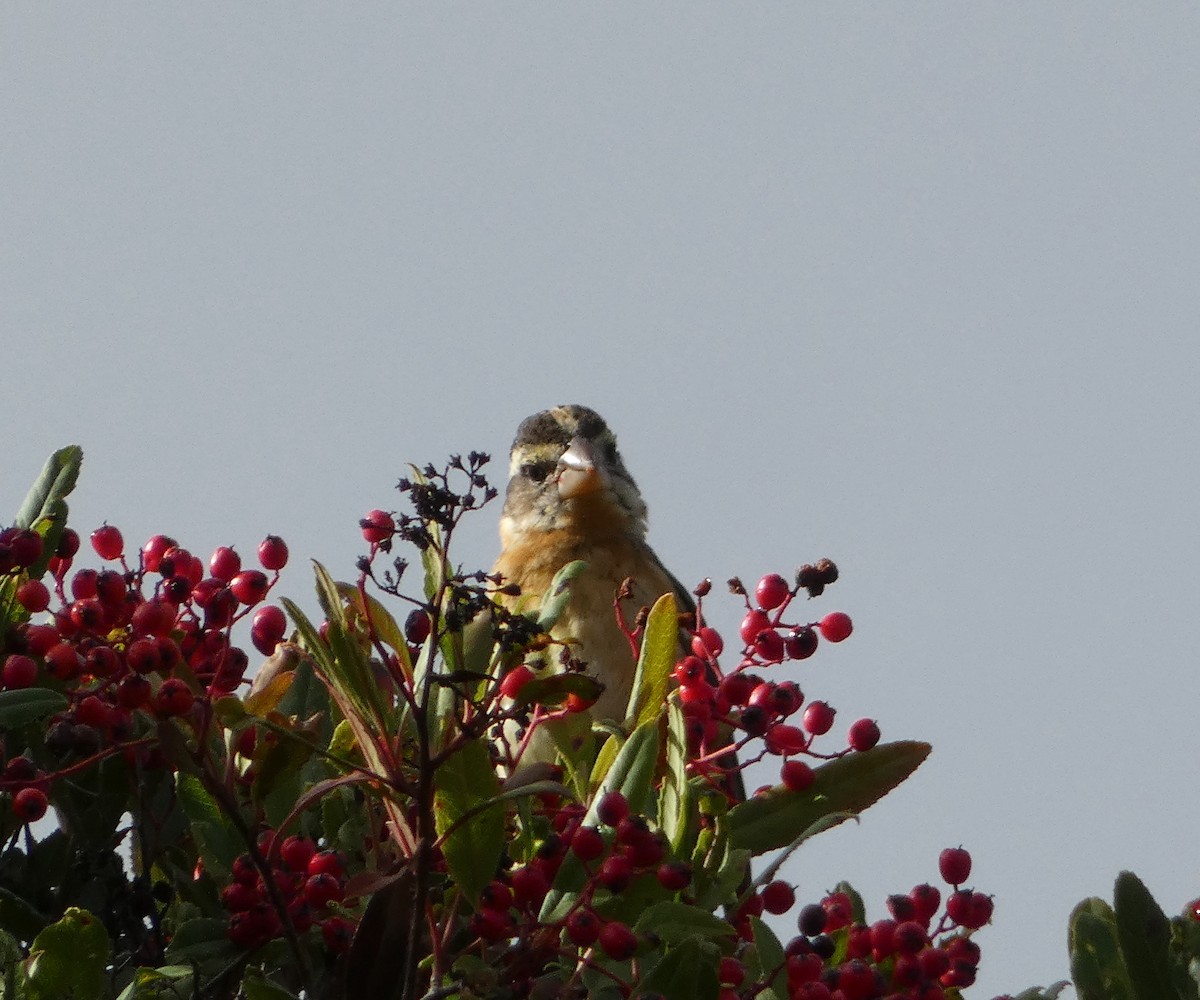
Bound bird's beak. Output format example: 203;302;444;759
556;436;604;499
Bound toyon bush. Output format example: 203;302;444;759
0;447;1193;1000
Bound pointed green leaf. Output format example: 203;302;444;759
1070;898;1135;1000
514;672;603;709
632;902;734;944
1115;871;1181;1000
25;907;109;1000
584;719;660;823
729;741;931;855
660;694;693;852
175;774;238;882
535;560;590;629
15;447;82;531
434;738;504;905
0;689;68;728
747;916;788;998
13;446;81;579
637;936;721;1000
626;592;679;729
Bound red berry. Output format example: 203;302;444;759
321;915;355;953
566;909;600;946
257;535;288;571
893;920;927;954
718;672;755;706
817;611;852;643
250;605;288;656
755;573;791;611
868;919;896;959
141;535;176;573
70;569;98;600
229;570;270;606
739;610;771;646
13;787;48;823
918;946;951;980
656;861;692;891
765;723;807;756
90;525;124;561
801;701;835;736
965;891;994;929
570;826;605;862
597;854;632;892
909;883;941;924
25;624;59;656
279;835;317;873
938;846;972;886
154;678;195;717
510;865;549;908
691;626;724;659
361;509;395;544
44;642;82;680
780;759;815;792
131;599;177;638
55;528;81;559
822;891;853;931
8;529;44;568
209;546;242;582
499;663;534;699
117;673;152;708
597;920;637;960
306;851;345;879
762;880;796;915
15;580;51;613
2;654;38;689
304;872;344;909
785;627;819;660
404;609;431;645
75;695;110;729
847;718;880;751
221;881;260;913
718;956;745;986
754;628;785;663
596;791;629;827
673;655;707;686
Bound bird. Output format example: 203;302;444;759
491;404;698;731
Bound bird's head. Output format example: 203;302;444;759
498;405;648;542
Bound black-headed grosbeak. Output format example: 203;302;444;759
492;404;697;727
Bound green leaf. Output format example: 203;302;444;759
514;672;604;710
660;694;693;853
1070;898;1135;1000
835;880;867;926
0;688;69;728
25;907;109;1000
175;774;238;882
637;935;721;1000
625;592;679;729
114;965;195;1000
14;446;82;579
165;917;236;967
536;560;589;630
433;738;504;905
632;902;734;944
1115;870;1181;1000
583;719;660;824
747;916;788;998
242;967;301;1000
728;740;931;855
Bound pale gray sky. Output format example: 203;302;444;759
5;6;1199;995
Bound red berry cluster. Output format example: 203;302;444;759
221;831;354;953
463;789;686;984
768;847;992;999
1;522;288;828
677;568;871;795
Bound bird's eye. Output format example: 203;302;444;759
522;461;555;483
